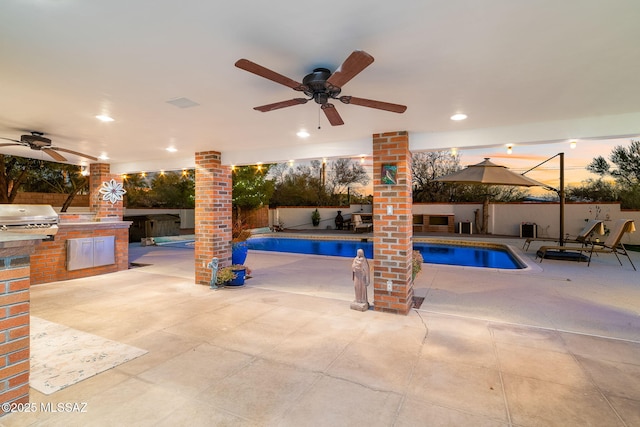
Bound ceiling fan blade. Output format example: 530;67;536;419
0;137;21;144
339;96;407;113
235;59;306;91
0;143;22;147
321;103;344;126
52;147;98;161
42;148;67;162
254;98;308;112
326;50;374;89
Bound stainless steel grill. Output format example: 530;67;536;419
0;204;59;238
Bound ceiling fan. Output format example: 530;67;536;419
235;50;407;126
0;131;98;162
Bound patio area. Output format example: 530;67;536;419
3;236;640;426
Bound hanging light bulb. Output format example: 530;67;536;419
570;140;577;149
507;145;513;154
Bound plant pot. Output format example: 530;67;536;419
229;269;246;286
232;242;248;265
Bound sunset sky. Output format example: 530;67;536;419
458;137;635;194
347;136;637;197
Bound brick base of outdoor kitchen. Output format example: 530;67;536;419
29;215;131;285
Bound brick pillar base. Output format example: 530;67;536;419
372;131;414;315
195;151;232;286
0;241;37;417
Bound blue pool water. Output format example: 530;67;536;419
246;237;523;269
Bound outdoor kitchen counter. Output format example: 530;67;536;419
30;218;132;285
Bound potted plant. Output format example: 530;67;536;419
216;266;237;287
412;250;423;281
229;264;251;286
311;209;321;227
232;218;252;265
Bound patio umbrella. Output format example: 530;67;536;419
434;158;545;187
434;158;546;235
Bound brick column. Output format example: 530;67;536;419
194;151;232;286
89;163;124;220
372;131;414;315
0;240;38;416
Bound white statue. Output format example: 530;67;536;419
351;249;370;311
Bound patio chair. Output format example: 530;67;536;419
585;219;636;270
536;219;636;270
523;219;604;251
352;214;373;233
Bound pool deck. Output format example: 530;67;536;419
5;233;640;426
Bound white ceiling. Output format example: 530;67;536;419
1;0;639;174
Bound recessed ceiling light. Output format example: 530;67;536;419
166;147;178;153
95;115;114;122
297;130;310;138
450;113;467;121
98;154;109;160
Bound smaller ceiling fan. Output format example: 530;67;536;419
235;50;407;126
0;131;98;162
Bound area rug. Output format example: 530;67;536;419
30;317;147;395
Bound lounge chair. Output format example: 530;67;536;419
536;219;636;270
523;219;604;251
352;214;373;233
585;219;636;270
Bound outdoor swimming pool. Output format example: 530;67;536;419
246;237;524;269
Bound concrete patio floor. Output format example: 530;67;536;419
3;236;640;426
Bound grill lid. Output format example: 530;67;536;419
0;204;58;226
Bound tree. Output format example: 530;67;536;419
587;140;640;186
586;139;640;208
0;155;43;203
232;165;274;210
269;162;325;206
566;178;618;202
269;158;370;206
20;162;88;211
123;173;151;207
325;158;370;197
148;170;195;208
412;151;461;202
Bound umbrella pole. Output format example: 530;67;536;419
559;152;565;246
